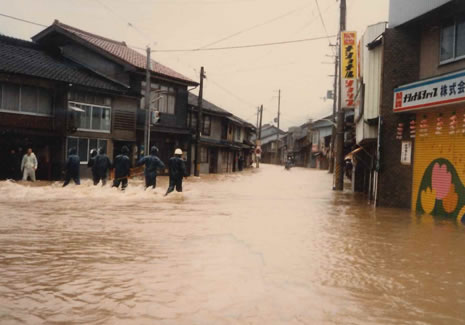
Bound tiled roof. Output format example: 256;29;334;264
53;21;195;84
0;35;124;91
188;92;231;115
188;93;255;129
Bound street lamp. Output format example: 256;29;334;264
146;94;163;151
143;89;167;155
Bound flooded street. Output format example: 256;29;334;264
1;165;464;324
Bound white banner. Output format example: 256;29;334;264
393;69;465;112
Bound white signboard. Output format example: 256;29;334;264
393;69;465;112
401;141;412;165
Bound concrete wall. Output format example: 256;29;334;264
377;28;420;208
419;22;465;80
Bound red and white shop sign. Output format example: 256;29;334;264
394;69;465;112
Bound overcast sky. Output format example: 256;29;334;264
0;0;389;129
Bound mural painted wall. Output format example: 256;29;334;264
412;106;465;222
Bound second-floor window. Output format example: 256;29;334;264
0;83;53;116
151;84;176;114
188;111;197;129
234;126;241;142
202;115;211;136
440;17;465;63
69;91;111;132
221;120;228;140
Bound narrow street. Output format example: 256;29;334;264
0;165;464;324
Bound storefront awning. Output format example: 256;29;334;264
345;147;362;161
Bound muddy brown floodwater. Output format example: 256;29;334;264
0;164;464;324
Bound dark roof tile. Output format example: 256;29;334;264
54;21;195;85
0;34;125;92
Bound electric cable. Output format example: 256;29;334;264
0;13;47;28
152;35;336;52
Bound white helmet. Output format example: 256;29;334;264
175;148;183;155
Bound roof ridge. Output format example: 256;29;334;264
54;20;127;46
0;34;38;48
47;20;194;84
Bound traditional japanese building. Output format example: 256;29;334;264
0;34;132;180
187;93;255;174
32;20;197;175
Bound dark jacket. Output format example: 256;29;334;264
87;150;97;169
94;154;112;177
137;155;165;176
168;156;187;179
66;149;80;176
113;154;130;179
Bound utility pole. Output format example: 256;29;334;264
256;104;263;168
256;106;260;130
329;53;338;174
275;89;281;165
335;0;346;191
144;46;151;154
194;66;206;177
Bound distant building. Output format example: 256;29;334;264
255;124;286;164
188;93;255;174
310;117;333;170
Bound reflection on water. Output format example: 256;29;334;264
0;165;464;324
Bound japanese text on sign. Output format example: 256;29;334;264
393;70;465;112
341;31;357;109
401;141;412;165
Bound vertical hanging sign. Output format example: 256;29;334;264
400;140;412;165
341;31;358;109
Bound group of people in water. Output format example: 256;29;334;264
63;146;187;196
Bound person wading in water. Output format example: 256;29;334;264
112;146;131;190
165;148;187;196
136;146;165;190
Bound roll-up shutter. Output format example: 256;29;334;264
412;106;465;221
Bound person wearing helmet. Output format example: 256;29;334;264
87;148;98;182
112;146;131;190
63;147;80;187
165;148;187;196
136;146;165;189
93;147;112;186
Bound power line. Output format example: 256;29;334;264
0;13;47;28
314;0;331;45
207;76;256;108
94;0;153;44
197;2;312;49
152;35;336;52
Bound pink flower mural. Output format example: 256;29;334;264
432;163;452;199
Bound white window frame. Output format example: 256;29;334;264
440;18;465;65
66;136;108;164
69;101;112;133
0;83;53;117
144;83;176;115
